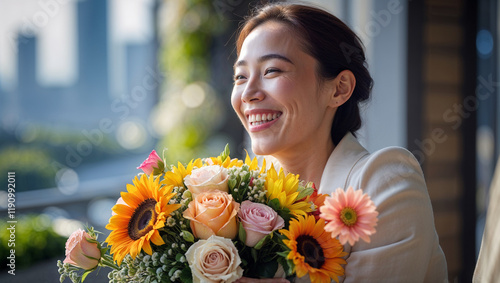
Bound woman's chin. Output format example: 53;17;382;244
250;139;280;157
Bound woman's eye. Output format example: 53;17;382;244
264;68;281;75
233;75;246;81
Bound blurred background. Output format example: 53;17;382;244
0;0;497;282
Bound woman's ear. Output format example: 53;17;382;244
328;70;356;108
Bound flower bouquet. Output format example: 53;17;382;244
57;146;378;283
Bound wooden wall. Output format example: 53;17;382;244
408;0;477;281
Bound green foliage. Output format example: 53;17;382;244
0;214;67;269
237;231;286;279
156;0;230;164
0;123;122;191
0;146;57;191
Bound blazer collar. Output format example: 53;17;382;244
318;132;369;194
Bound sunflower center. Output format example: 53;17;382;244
340;207;357;227
128;198;158;240
296;235;325;269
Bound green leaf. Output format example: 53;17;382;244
175;253;184;262
219;144;230;162
81;270;92;282
276;251;289;258
268;198;281;211
238;222;247;244
296;185;314;200
152;160;165;175
180;267;193;283
181;230;195;242
228;179;237;190
84;237;99;244
100;247;109;257
257;260;278;278
251;248;258;263
253;234;270;250
243;171;251;182
168;266;177;277
83;254;100;261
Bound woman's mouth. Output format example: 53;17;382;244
248;112;282;126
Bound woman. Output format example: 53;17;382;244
231;3;448;283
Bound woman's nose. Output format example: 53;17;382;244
241;78;265;103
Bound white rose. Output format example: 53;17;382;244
185;235;243;283
184;165;229;197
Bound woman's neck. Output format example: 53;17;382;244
272;139;334;187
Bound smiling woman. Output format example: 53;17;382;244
231;3;448;283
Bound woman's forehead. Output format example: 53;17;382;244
238;22;302;61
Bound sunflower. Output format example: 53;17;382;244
244;152;266;172
265;165;312;216
161;158;203;187
207;155;244;168
280;215;347;283
106;174;181;265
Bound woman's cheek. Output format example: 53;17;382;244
231;87;240;107
231;91;247;126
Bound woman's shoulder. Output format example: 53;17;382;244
361;146;421;169
346;145;429;201
353;146;424;181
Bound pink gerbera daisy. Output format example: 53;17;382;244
319;187;378;246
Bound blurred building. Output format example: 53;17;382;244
0;0;159;236
3;0;156;128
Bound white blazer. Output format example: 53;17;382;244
299;133;448;282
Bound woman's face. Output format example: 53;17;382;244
231;21;335;158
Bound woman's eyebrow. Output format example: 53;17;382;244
234;53;294;68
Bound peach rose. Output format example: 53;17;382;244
183;191;239;239
63;229;101;270
184;165;229;197
185;235;243;283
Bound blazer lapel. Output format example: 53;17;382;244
318;133;370;194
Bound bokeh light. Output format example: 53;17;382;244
87;198;116;227
52;217;84;238
56;168;79;195
476;29;493;57
182;82;206;108
116;120;147;150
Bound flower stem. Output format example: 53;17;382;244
100;254;120;270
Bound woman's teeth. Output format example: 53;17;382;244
248;113;281;126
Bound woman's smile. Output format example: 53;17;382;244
245;110;282;132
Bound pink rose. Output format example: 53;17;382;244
63;229;101;270
137;150;163;175
184;165;229;197
183;191;240;240
238;201;284;247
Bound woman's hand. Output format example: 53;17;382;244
235;277;290;283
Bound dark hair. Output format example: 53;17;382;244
236;3;373;145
